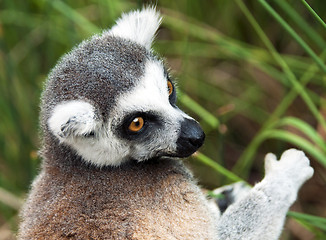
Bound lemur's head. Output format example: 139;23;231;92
43;7;205;167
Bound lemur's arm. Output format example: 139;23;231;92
216;149;314;240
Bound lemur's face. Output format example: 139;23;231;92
109;59;205;165
48;58;205;166
46;8;205;167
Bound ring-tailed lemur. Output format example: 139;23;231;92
18;7;314;240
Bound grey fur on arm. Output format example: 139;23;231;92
216;149;314;240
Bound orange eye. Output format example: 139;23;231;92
128;117;144;132
167;81;173;95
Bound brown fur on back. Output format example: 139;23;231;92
18;158;217;239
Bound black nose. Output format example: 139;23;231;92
175;118;205;158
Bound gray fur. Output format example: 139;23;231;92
42;34;147;121
18;8;313;240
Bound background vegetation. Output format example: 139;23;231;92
1;0;326;239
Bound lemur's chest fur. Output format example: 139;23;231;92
21;159;217;239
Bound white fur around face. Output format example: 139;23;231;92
63;121;130;167
110;7;162;49
112;59;194;161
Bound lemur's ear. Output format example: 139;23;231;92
48;100;99;141
110;7;161;49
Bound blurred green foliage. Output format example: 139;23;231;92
1;0;326;238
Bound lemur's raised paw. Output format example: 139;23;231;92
264;149;314;191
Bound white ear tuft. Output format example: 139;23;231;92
48;100;98;141
110;7;162;49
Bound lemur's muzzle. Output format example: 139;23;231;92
175;118;205;158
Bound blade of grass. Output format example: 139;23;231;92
262;129;326;167
193;152;245;183
178;73;270;125
50;0;100;34
178;91;220;130
232;52;325;176
276;117;326;152
301;0;326;30
236;0;326;132
162;9;320;87
163;8;326;142
162;9;271;66
233;0;326;176
0;188;23;211
287;211;326;232
258;0;326;74
275;0;326;49
157;40;315;86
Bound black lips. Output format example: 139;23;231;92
175;118;205;158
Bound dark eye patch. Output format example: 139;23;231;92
163;67;177;106
117;111;162;141
167;76;177;106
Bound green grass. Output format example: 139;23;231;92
1;0;326;238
